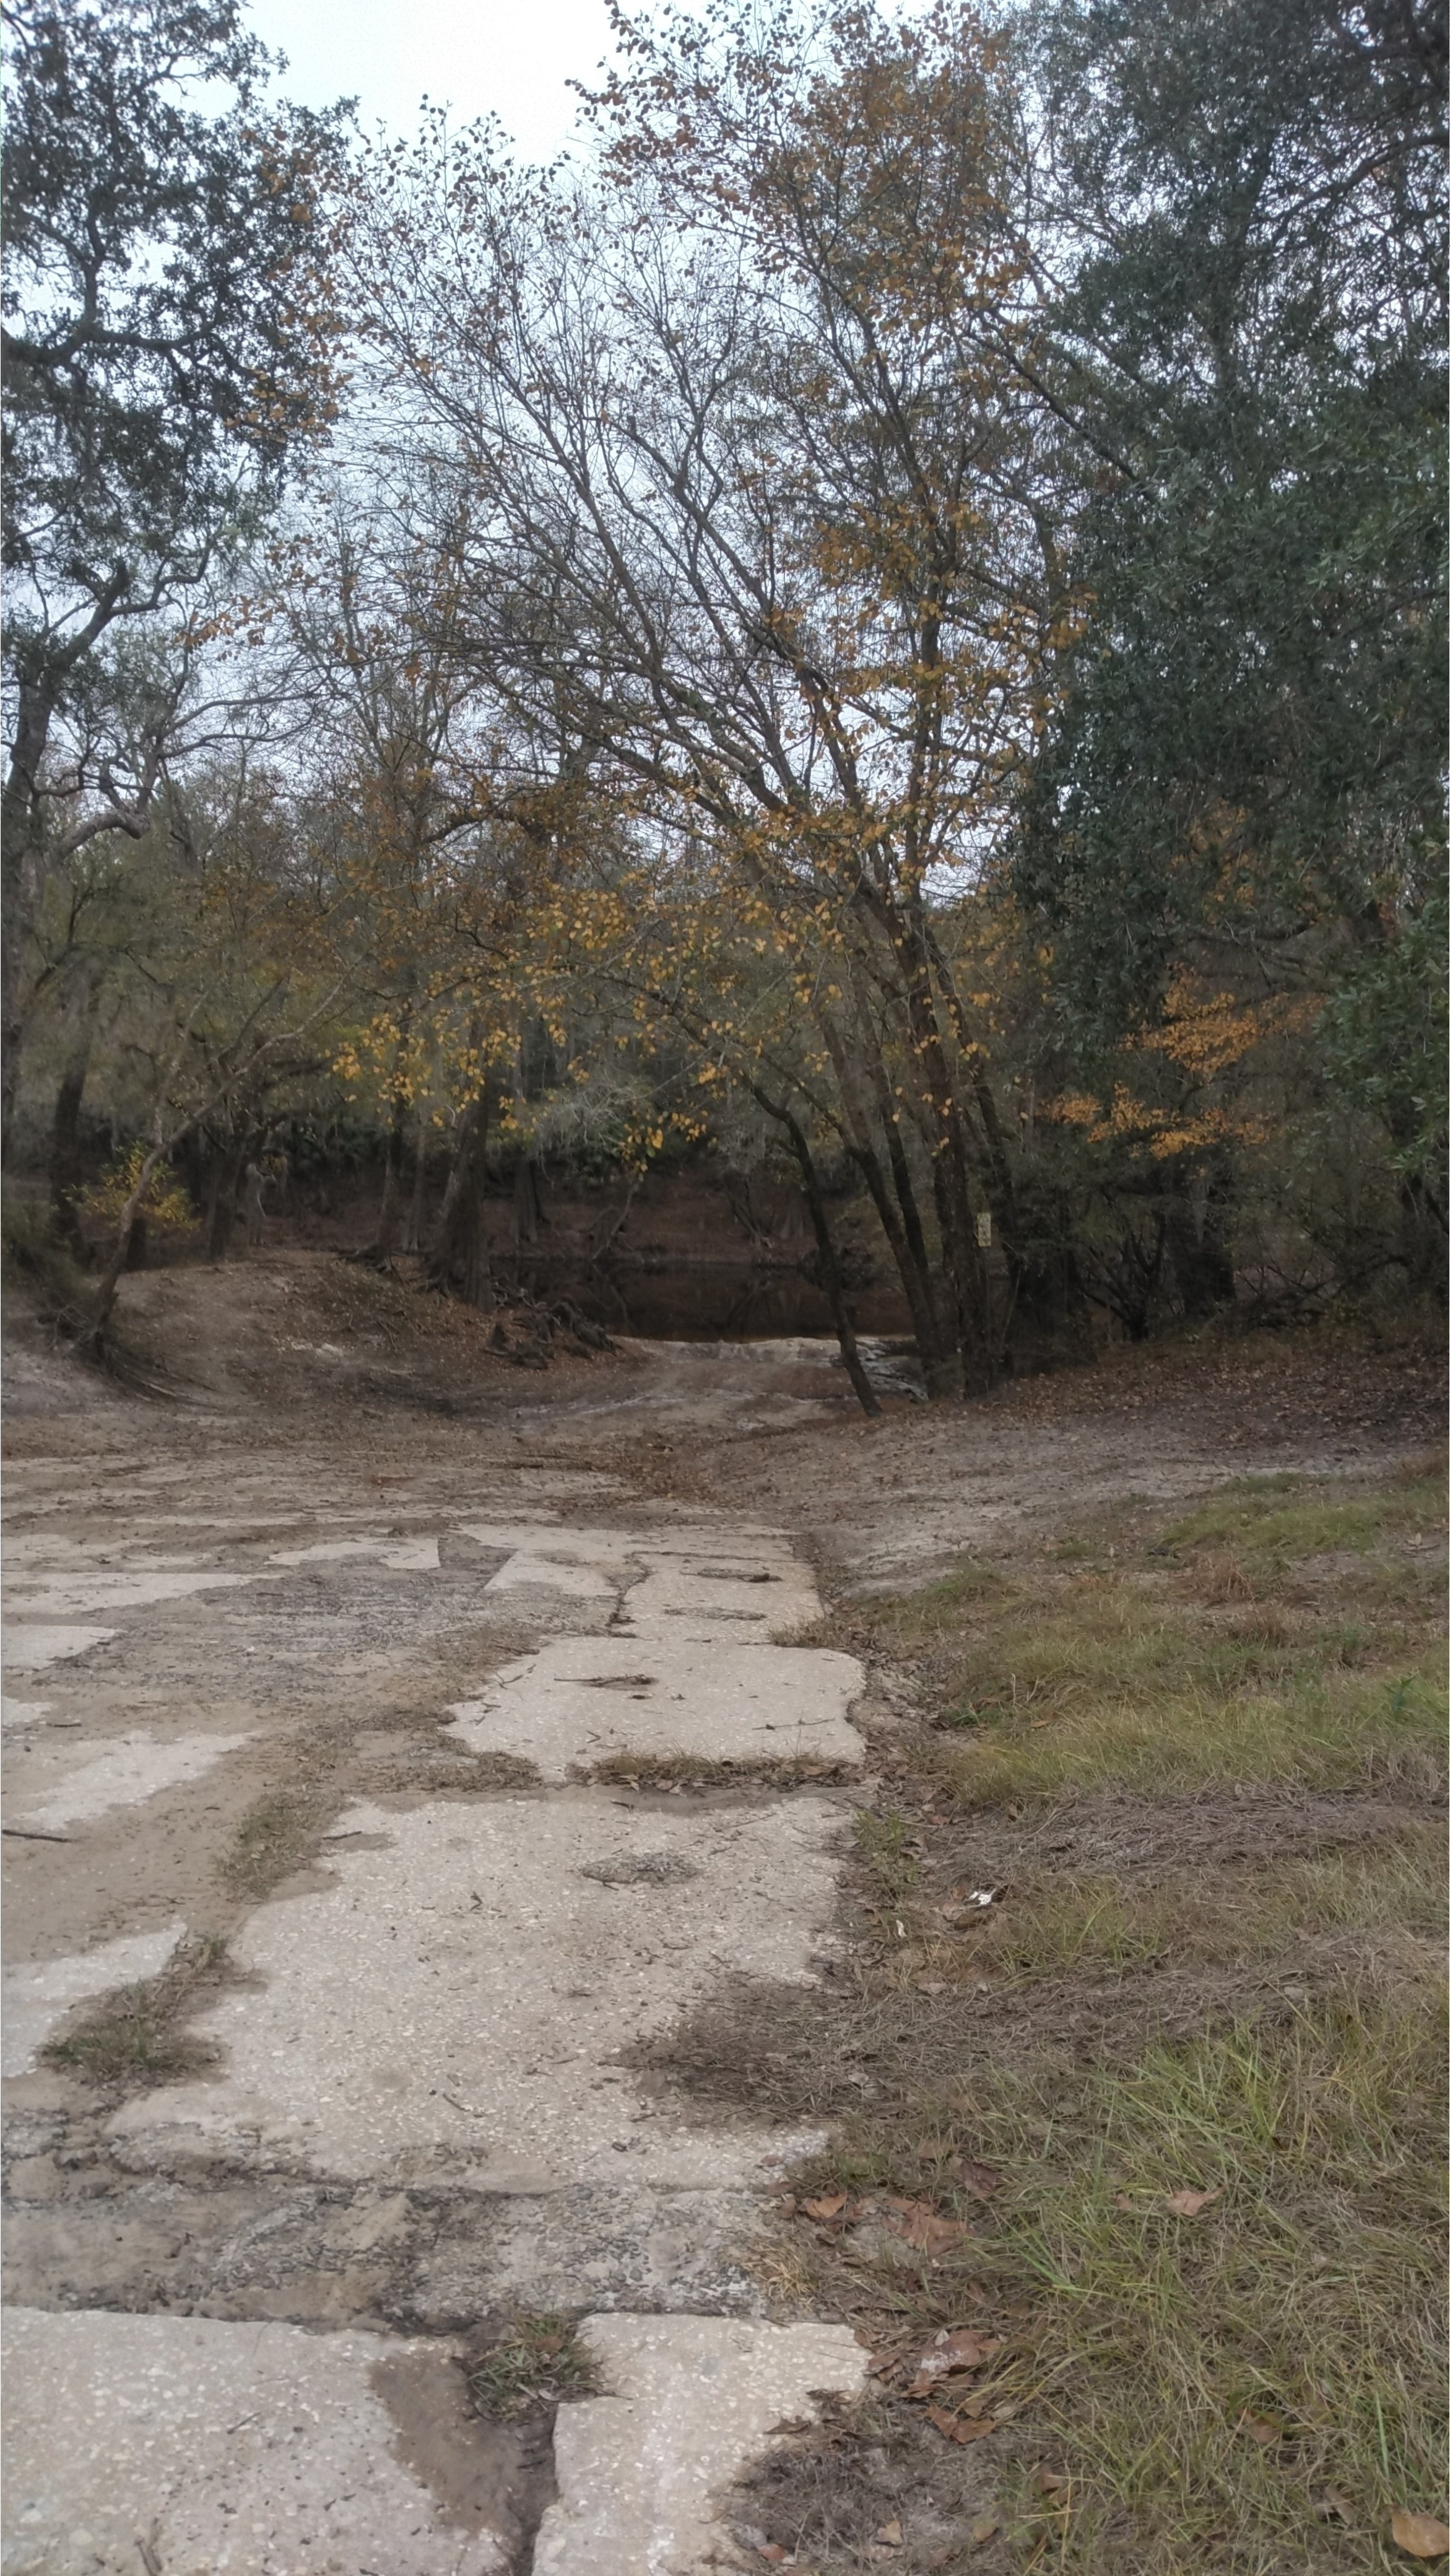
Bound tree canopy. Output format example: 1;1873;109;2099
4;0;1444;1370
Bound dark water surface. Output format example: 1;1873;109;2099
498;1260;913;1342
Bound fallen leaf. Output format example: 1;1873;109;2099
755;2549;789;2566
969;2515;1002;2546
802;2194;847;2222
1033;2466;1068;2494
1391;2509;1450;2559
886;2196;970;2257
875;2522;903;2546
910;2328;1004;2385
927;2406;997;2444
1239;2414;1283;2447
961;2159;1001;2200
1165;2187;1222;2217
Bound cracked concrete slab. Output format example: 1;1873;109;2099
533;2313;867;2575
411;2182;771;2321
1;2306;507;2575
483;1551;621;1601
267;1533;442;1572
108;1793;845;2187
619;1557;821;1639
2;1923;185;2076
445;1635;866;1780
6;1565;259;1617
7;1728;254;1832
1;1695;50;1733
1;1624;116;1671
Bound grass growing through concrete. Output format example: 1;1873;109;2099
728;1460;1448;2573
41;1934;231;2092
585;1749;862;1788
465;2315;598;2421
220;1788;332;1895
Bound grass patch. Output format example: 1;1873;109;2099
891;1829;1446;1994
726;1457;1448;2571
848;1465;1446;1809
40;1933;230;2093
929;1653;1444;1809
1163;1474;1444;1569
977;1993;1448;2570
464;2315;597;2420
220;1788;330;1895
583;1749;862;1788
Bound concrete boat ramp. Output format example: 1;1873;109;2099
2;1458;870;2574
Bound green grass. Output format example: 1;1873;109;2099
789;1459;1448;2572
929;1649;1444;1807
898;1829;1446;1992
852;1466;1446;1808
1163;1474;1444;1570
964;1993;1449;2572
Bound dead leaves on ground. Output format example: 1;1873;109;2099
789;2187;972;2260
888;2195;972;2258
871;2319;1012;2450
801;2192;847;2222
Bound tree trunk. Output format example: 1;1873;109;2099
366;1097;407;1266
1164;1159;1237;1321
511;1152;544;1248
49;963;106;1245
1;673;58;1165
427;1090;495;1308
205;1141;248;1262
750;1080;880;1420
403;1118;428;1253
82;1136;171;1353
821;1001;953;1390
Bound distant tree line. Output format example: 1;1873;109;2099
3;0;1444;1388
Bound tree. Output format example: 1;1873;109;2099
349;2;1069;1391
1015;0;1448;1292
1;0;346;1151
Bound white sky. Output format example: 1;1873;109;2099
243;0;619;164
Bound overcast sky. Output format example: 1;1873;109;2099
243;0;620;163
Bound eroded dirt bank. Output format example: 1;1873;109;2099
2;1253;1441;2574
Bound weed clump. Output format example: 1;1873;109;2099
465;2315;597;2421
